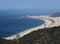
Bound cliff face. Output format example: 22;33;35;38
51;12;60;17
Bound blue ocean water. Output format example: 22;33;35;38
0;10;46;38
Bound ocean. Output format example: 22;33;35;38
0;9;52;38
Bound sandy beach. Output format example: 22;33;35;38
4;16;60;40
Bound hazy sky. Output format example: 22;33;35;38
0;0;60;9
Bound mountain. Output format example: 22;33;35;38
51;12;60;17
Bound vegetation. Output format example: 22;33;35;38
0;26;60;44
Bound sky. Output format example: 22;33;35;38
0;0;60;9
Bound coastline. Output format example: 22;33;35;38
4;15;60;40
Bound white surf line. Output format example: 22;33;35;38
4;16;60;40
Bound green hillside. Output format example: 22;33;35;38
0;26;60;44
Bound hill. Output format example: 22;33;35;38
0;26;60;44
51;12;60;17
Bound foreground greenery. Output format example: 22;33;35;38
0;26;60;44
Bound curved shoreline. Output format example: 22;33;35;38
4;16;60;40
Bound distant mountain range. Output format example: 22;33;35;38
51;12;60;17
